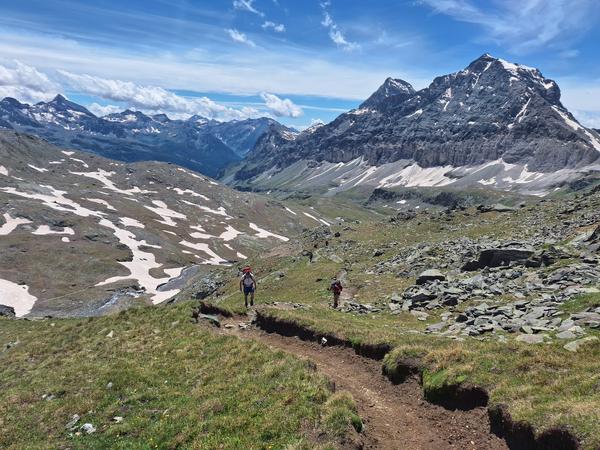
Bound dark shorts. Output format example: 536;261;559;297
244;286;255;294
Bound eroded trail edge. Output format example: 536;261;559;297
206;308;508;450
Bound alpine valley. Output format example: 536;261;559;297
3;53;600;450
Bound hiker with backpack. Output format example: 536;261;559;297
329;278;343;309
239;267;257;308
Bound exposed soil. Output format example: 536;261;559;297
218;313;508;450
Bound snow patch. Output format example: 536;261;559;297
28;164;48;173
32;225;75;236
120;217;145;228
86;198;116;211
70;170;155;196
219;225;242;241
144;200;187;227
1;185;104;218
0;213;32;235
179;240;229;265
378;164;454;188
0;279;37;317
95;218;184;303
172;187;210;201
249;223;289;241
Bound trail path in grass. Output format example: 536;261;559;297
218;312;508;450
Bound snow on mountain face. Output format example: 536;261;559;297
0;96;291;177
228;54;600;195
0;131;330;317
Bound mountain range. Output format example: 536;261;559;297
226;54;600;196
0;95;295;177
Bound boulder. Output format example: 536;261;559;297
416;269;446;285
516;334;545;344
462;248;534;271
477;204;516;213
0;304;16;318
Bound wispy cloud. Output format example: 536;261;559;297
262;21;286;33
226;28;257;47
260;92;303;117
233;0;264;17
419;0;597;53
319;1;359;51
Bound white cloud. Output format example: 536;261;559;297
233;0;264;17
419;0;597;53
573;111;600;129
87;103;123;117
0;29;421;100
0;60;60;103
226;28;256;47
260;92;303;118
58;70;261;121
262;21;286;32
319;2;359;51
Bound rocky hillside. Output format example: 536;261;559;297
206;182;600;447
227;54;600;195
0;96;293;177
0;131;331;317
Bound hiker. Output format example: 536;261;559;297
239;267;257;308
329;278;343;309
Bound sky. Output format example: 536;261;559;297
0;0;599;129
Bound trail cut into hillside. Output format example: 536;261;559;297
215;312;508;450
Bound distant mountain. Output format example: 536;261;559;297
0;96;292;177
226;54;600;195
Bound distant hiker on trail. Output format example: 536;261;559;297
329;278;343;309
240;267;257;308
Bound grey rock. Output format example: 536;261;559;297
0;304;15;318
81;423;96;434
516;334;545;344
564;336;599;352
556;330;577;340
65;414;80;431
416;269;446;285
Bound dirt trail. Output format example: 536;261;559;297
218;313;508;450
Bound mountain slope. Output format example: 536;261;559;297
0;131;331;317
227;54;600;195
0;96;292;177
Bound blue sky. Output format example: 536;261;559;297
0;0;599;128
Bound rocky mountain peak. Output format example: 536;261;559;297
360;77;416;110
1;97;25;108
230;54;600;193
40;94;95;117
152;113;171;123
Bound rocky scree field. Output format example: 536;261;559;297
202;184;600;448
0;131;332;318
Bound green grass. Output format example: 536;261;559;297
203;194;600;448
560;292;600;315
0;302;359;449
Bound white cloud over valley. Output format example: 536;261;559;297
260;93;303;118
0;61;60;103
